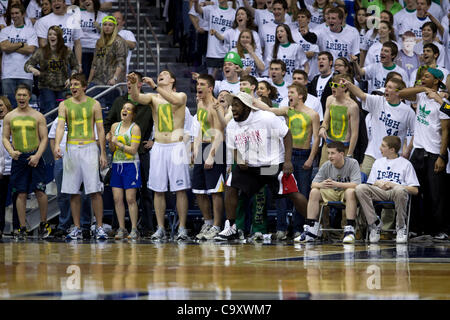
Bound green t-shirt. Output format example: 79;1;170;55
11;116;39;152
362;0;403;15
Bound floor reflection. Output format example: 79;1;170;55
0;239;449;299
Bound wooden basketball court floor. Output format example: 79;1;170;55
0;237;450;300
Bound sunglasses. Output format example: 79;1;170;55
329;82;345;88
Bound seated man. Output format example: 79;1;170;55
295;141;361;244
355;136;419;244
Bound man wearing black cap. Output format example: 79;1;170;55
398;67;450;240
214;92;307;241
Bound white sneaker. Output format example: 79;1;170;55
369;221;382;243
95;226;108;240
294;224;318;243
214;220;238;241
342;225;355;244
196;223;212;240
251;232;264;241
203;226;220;240
396;226;408;244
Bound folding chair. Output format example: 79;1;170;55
317;172;367;239
365;195;412;242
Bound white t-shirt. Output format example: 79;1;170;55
399;15;434;40
188;0;209;30
118;29;136;75
79;10;107;49
393;8;416;37
26;0;42;20
213;79;240;97
428;2;444;21
226;109;288;166
222;28;261;54
364;63;409;94
315;73;332;101
362;95;415;159
306;5;324;30
34;12;82;49
0;24;38;80
291;29;319;80
444;16;450;71
367;156;420;187
202;5;235;59
413;92;450;154
254;9;291;27
361;29;379;52
0;0;8;16
267;78;289;107
230;48;263;77
258;20;297;65
316;25;360;61
265;42;307;83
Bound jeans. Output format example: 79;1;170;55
39;88;65;123
54;158;92;231
2;78;34;108
81;51;94;81
291;149;312;232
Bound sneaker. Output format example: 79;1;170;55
203;226;220;240
15;228;27;240
434;232;449;240
196;223;212;240
115;228;128;240
294;224;318;243
396;226;408;244
38;222;51;239
66;227;83;240
176;228;190;241
342;225;355;244
293;231;301;240
53;228;67;239
251;232;264;241
151;227;167;240
368;221;382;243
214;220;238;241
128;228;140;240
95;226;108;240
275;230;287;241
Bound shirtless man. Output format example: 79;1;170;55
128;70;191;241
2;84;49;240
192;74;226;240
318;73;359;167
54;73;108;240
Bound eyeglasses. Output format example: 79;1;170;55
329;82;345;88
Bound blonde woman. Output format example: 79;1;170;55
88;15;127;107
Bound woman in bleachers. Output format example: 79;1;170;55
73;0;107;80
363;20;397;67
0;96;12;239
230;29;265;77
108;102;141;240
25;25;80;120
256;79;278;107
210;7;261;54
267;23;308;83
87;15;127;108
354;6;368;48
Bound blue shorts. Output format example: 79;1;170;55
110;162;141;189
10;151;47;194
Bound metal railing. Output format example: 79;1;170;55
45;83;127;128
126;0;160;76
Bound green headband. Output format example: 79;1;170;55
102;16;117;25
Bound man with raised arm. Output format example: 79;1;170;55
54;73;108;240
128;70;192;241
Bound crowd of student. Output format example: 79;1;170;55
0;0;450;245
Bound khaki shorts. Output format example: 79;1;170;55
319;188;346;204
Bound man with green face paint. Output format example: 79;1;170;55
2;84;50;240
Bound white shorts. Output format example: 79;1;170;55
61;143;104;195
148;142;191;192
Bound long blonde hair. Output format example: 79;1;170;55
97;21;119;48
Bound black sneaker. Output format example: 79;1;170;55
38;222;51;239
16;228;27;240
52;229;67;239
